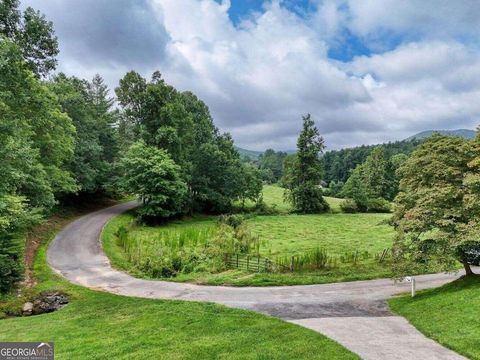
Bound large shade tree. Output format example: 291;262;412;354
119;141;188;223
0;0;59;77
393;134;479;277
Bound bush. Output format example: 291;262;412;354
340;199;358;213
366;198;391;213
253;200;280;215
218;214;245;229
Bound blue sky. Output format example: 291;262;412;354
223;0;372;61
23;0;480;150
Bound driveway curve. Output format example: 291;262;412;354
47;201;468;360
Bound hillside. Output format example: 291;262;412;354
406;129;476;141
235;146;263;160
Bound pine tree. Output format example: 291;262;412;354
284;114;329;213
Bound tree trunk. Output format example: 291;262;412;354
462;259;474;276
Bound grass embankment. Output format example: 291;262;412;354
389;275;480;360
103;185;395;286
0;202;358;359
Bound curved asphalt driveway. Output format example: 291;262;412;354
48;201;469;360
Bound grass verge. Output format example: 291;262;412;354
0;202;358;359
389;275;480;360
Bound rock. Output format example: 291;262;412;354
32;291;69;315
22;302;33;316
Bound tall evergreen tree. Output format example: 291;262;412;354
283;114;329;213
48;73;118;194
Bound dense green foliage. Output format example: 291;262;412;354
48;74;118;195
0;0;59;77
322;139;420;185
257;149;288;183
390;276;480;360
340;147;398;212
0;16;262;290
118;142;188;223
0;40;75;292
115;71;262;218
283;114;329;213
393;134;480;277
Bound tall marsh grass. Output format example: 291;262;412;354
115;222;218;277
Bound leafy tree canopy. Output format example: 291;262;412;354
0;0;59;77
393;134;479;277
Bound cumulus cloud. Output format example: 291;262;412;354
22;0;480;150
344;0;480;40
22;0;170;88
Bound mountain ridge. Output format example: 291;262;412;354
236;128;476;157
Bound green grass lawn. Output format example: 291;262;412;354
0;206;358;360
389;275;480;360
103;185;395;286
242;184;342;213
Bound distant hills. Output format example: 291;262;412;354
406;129;476;141
234;146;263;160
236;129;476;159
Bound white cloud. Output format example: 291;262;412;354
148;0;480;150
153;0;374;150
24;0;480;150
345;0;480;40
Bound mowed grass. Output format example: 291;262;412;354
243;184;342;213
103;185;395;286
389;275;480;360
249;213;392;257
0;206;358;360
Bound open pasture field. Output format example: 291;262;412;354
104;185;395;286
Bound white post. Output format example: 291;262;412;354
405;276;416;297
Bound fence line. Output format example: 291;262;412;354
224;253;274;272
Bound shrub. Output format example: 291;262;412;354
340;199;358;213
253;200;280;215
218;214;245;229
366;198;391;213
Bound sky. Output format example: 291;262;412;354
22;0;480;151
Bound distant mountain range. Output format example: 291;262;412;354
234;146;263;160
406;129;476;141
236;128;476;159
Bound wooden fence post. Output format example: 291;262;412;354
247;256;250;271
236;254;239;268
